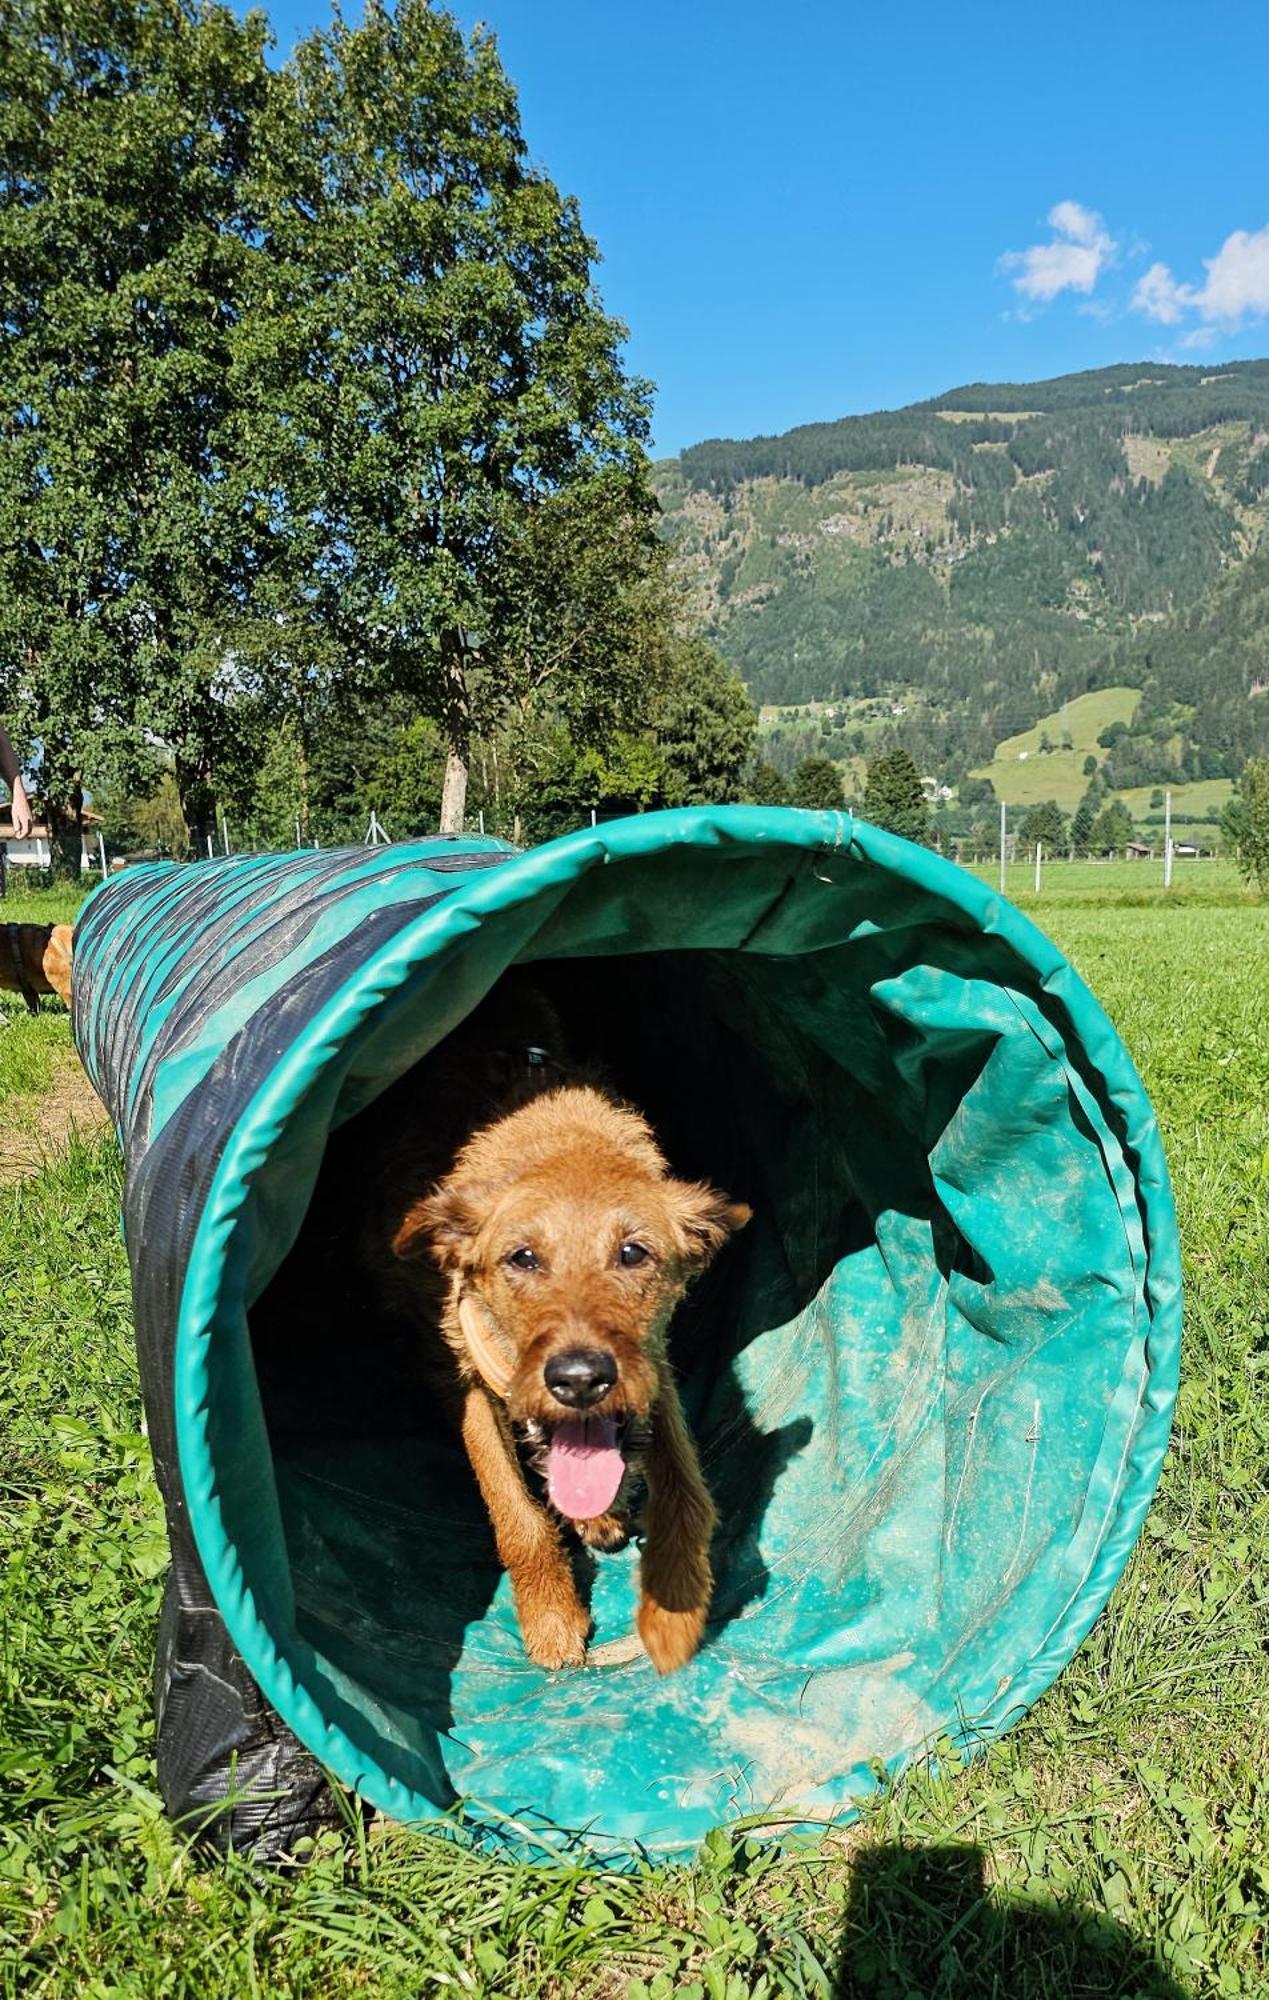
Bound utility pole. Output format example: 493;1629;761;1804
999;801;1007;895
1163;789;1173;890
1034;840;1043;895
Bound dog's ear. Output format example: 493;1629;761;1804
666;1181;751;1272
393;1179;487;1269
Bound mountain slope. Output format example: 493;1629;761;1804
656;360;1269;785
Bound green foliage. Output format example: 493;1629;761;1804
1223;757;1269;890
1071;787;1100;856
652;639;757;810
512;725;661;845
240;0;657;830
959;775;996;810
863;749;930;842
0;0;665;846
661;361;1269;788
1089;798;1136;856
747;759;792;807
361;718;447;843
0;0;275;855
789;755;844;811
1019;799;1067;852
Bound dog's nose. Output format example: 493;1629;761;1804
544;1348;617;1409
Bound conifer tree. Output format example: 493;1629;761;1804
791;755;845;811
748;759;792;807
1224;757;1269;890
863;749;930;842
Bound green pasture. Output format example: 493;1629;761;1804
971;855;1253;907
2;865;1267;1996
969;689;1234;822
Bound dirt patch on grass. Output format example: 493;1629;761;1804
0;1045;108;1184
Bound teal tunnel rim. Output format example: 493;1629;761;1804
166;806;1181;1853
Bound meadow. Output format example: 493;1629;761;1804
1;859;1266;1997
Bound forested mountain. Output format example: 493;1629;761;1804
655;361;1269;786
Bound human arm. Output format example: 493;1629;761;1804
0;725;32;838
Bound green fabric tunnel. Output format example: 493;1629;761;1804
71;806;1181;1861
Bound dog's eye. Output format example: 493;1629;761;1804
618;1241;650;1268
506;1246;539;1272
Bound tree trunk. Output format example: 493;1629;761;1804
438;640;471;836
46;783;84;881
176;758;217;859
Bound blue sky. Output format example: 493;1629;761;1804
256;0;1269;456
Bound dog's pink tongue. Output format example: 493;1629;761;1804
546;1418;625;1520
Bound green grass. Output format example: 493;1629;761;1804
0;875;93;925
3;883;1268;1996
967;856;1253;908
0;884;92;1145
969;689;1234;822
992;688;1143;765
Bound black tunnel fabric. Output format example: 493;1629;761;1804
72;808;1180;1859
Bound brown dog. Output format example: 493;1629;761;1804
0;922;73;1011
354;979;749;1674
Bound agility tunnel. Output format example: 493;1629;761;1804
72;806;1180;1859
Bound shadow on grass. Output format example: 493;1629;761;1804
834;1843;1189;1999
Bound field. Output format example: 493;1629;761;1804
970;688;1234;823
2;866;1267;1997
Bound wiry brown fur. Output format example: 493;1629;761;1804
0;922;73;1010
356;980;749;1674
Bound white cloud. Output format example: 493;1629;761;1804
1001;202;1116;304
1132;260;1189;324
1133;225;1269;330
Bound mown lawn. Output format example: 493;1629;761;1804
1;869;1266;1997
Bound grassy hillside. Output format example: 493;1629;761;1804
658;360;1269;792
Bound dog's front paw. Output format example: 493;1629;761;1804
637;1595;708;1675
518;1588;590;1670
576;1511;631;1553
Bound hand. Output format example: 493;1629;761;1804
8;777;31;841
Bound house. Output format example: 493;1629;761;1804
1125;841;1153;860
0;803;103;871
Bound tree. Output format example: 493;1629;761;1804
863;749;929;842
1224;757;1269;889
1070;787;1099;856
959;775;996;810
1088;798;1135;856
513;723;662;845
1019;799;1067;853
0;0;274;863
245;0;656;834
791;756;845;812
1083;754;1099;776
652;639;756;808
747;759;791;807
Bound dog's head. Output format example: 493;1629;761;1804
394;1087;749;1522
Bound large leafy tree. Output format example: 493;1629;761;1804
243;0;655;833
0;0;274;860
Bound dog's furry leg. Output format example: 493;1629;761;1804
459;1384;589;1670
637;1364;717;1674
